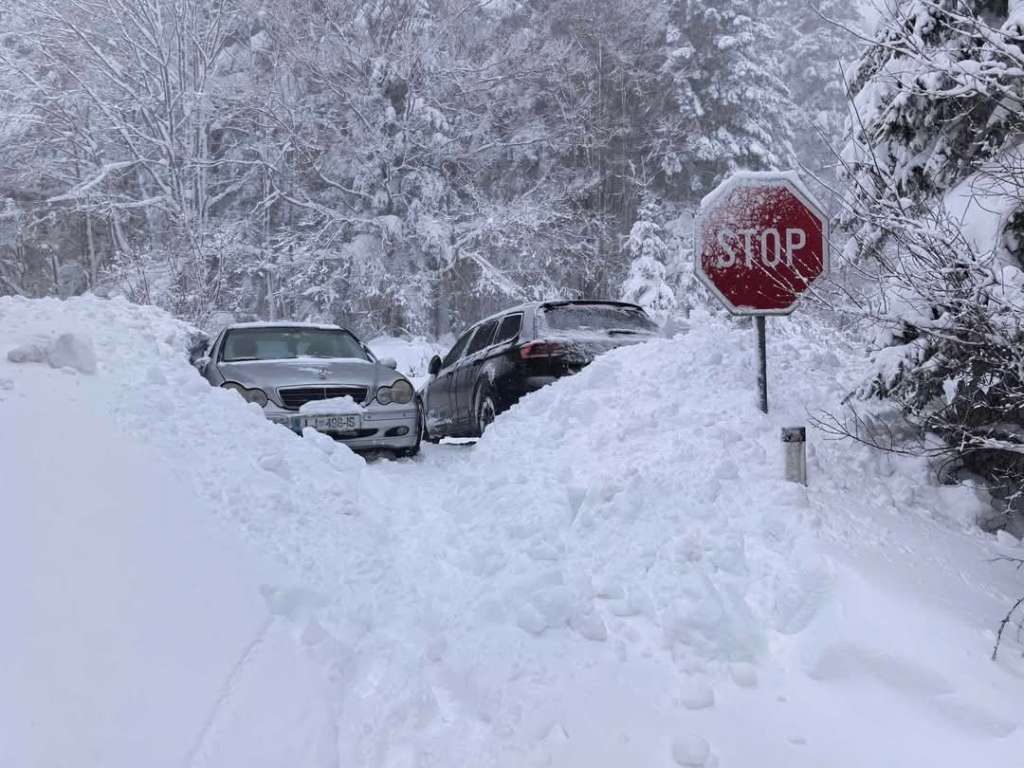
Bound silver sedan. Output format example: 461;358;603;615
197;322;421;456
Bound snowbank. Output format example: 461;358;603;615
4;295;1023;767
0;298;348;767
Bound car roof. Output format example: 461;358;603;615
472;300;646;327
223;321;349;332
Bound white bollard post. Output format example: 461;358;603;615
781;427;807;485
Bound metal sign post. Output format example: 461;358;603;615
755;316;768;414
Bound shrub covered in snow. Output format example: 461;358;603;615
620;206;677;323
841;1;1024;528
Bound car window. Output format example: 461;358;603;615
221;327;370;362
465;319;499;356
539;303;657;333
442;328;475;369
494;314;523;344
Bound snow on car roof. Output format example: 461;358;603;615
224;321;346;331
473;299;644;327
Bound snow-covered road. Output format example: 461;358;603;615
3;296;1024;768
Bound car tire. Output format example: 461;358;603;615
474;387;498;437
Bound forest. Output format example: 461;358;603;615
0;0;858;336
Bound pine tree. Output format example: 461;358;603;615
768;0;861;178
621;200;677;322
844;0;1024;233
656;0;796;199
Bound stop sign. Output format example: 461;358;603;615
695;173;829;315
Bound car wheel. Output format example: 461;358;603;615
475;389;498;437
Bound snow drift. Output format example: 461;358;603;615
3;295;1023;767
0;297;352;767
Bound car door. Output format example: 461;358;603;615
453;318;499;432
426;327;475;435
486;313;524;403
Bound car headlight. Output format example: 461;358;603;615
375;379;413;406
390;379;414;404
221;382;268;407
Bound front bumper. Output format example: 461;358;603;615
264;403;419;450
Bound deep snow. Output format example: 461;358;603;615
3;295;1023;767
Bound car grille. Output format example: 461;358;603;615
278;386;368;410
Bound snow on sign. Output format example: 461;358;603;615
695;172;829;315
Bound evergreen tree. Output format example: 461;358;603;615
621;200;677;322
769;0;861;178
656;0;796;199
843;0;1024;253
840;1;1024;526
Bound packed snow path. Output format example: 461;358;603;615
3;296;1024;768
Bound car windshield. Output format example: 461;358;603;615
221;327;370;362
540;304;657;333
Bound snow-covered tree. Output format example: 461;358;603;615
0;0;852;338
656;0;796;198
839;1;1024;528
768;0;861;178
621;202;676;321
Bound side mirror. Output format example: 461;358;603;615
194;356;211;376
428;355;442;376
379;357;398;370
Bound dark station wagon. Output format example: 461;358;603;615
421;300;658;440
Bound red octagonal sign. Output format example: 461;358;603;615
696;173;829;315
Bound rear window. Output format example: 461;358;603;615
465;320;499;355
221;327;369;362
540;304;656;333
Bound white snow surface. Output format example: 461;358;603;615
6;331;97;374
943;147;1024;263
299;395;364;416
226;320;343;330
3;295;1024;768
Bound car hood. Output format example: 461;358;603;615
217;358;398;390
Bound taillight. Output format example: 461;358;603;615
519;341;563;360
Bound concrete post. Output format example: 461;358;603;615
782;427;807;485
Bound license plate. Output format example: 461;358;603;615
306;414;361;432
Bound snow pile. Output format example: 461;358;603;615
467;328;827;662
6;331;97;373
0;297;353;767
5;295;1024;767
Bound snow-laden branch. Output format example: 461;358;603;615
46;161;140;203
